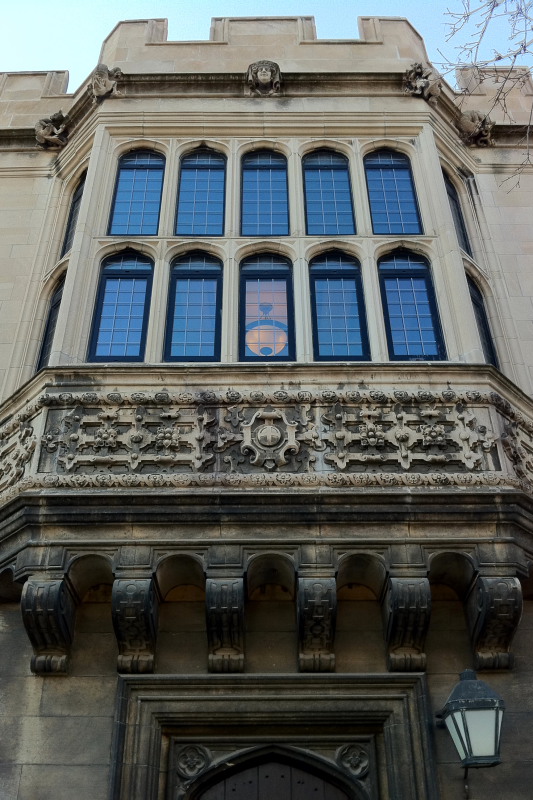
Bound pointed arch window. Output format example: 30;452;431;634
444;172;472;256
241;151;289;236
365;149;422;234
302;150;356;235
108;150;165;235
61;173;85;257
310;251;369;360
89;251;152;361
240;254;294;361
36;278;64;371
176;150;226;236
468;276;498;367
379;250;446;360
164;252;222;361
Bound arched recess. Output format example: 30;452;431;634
0;567;23;602
336;555;387;672
246;554;296;672
427;551;474;671
187;745;367;800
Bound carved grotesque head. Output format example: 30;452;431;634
246;60;281;96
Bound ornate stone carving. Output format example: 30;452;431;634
206;577;244;672
381;577;431;671
455;110;495;147
336;744;370;778
403;63;441;107
88;63;123;104
21;578;77;674
175;745;211;778
297;577;336;671
0;418;35;492
246;60;281;96
35;111;69;149
466;576;522;669
112;578;159;673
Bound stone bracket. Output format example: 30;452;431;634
21;577;77;675
381;577;431;671
206;577;244;673
466;575;522;669
112;578;159;674
297;576;337;672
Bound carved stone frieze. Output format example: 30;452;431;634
381;577;431;671
206;577;245;672
246;60;281;96
112;578;159;673
403;63;442;106
466;576;523;669
21;578;77;674
297;577;337;671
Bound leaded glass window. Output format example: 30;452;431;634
365;150;422;235
36;278;64;370
240;254;294;360
176;150;226;236
379;251;445;360
444;173;472;256
61;174;85;257
303;151;356;235
108;150;165;236
241;151;289;236
468;276;498;367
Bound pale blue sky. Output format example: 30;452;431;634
1;0;520;91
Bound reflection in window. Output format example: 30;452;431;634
444;173;472;256
310;252;369;360
241;151;289;236
108;150;165;235
303;150;356;235
36;278;64;370
468;276;498;367
365;150;422;234
165;252;222;361
61;173;86;257
176;150;226;236
379;251;445;360
89;251;152;361
240;254;294;361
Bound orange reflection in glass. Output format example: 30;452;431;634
245;278;288;357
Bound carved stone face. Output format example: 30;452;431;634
257;66;272;85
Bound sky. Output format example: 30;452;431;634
1;0;522;92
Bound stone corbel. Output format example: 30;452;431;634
466;576;522;669
21;577;78;675
111;578;159;673
297;576;337;672
381;577;431;671
205;577;245;672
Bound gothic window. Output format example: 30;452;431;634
468;276;499;367
164;252;222;361
309;251;369;360
108;150;165;235
240;254;294;361
61;173;86;257
302;150;356;235
175;150;226;236
444;172;472;256
364;149;422;234
36;278;64;370
241;151;289;236
379;250;446;360
89;251;152;361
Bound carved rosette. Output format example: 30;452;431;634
21;578;77;674
297;577;337;671
466;576;523;669
381;577;431;671
112;578;159;673
206;577;245;672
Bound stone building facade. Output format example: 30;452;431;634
0;15;533;800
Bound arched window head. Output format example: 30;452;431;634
467;276;498;367
164;252;222;361
444;172;472;256
303;150;356;235
61;173;86;257
240;254;294;360
89;251;153;362
36;277;64;371
108;150;165;236
309;251;369;360
176;149;226;236
364;149;422;235
241;151;289;236
379;250;446;360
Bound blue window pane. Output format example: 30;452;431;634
108;151;165;235
241;151;289;236
176;151;226;235
365;150;422;235
303;151;356;235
